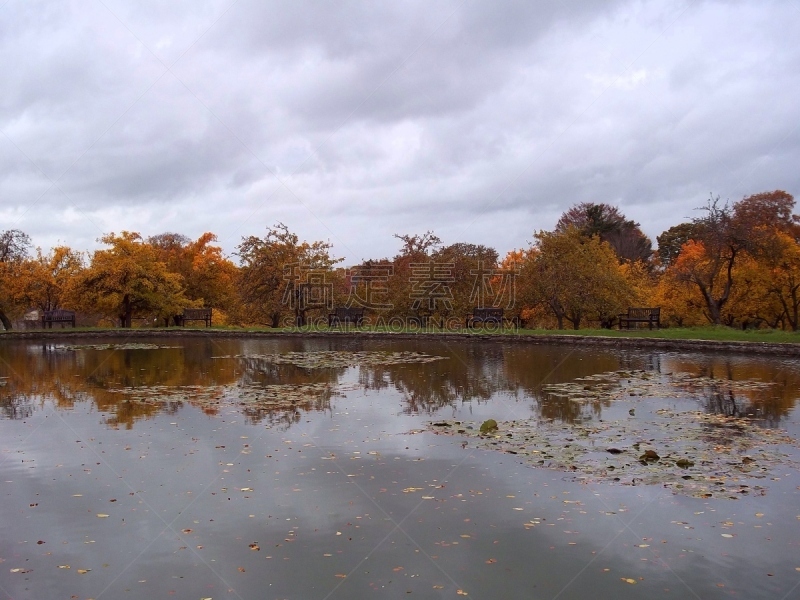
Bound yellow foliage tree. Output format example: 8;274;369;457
149;232;239;323
526;228;634;329
237;224;342;327
13;246;85;312
77;232;190;327
0;229;32;329
758;230;800;330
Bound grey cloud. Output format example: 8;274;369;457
0;0;798;264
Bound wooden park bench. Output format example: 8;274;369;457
618;307;660;330
466;307;504;328
179;308;213;327
328;307;364;327
41;309;76;328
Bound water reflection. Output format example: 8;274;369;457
661;354;799;425
1;337;799;429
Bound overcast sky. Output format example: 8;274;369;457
1;0;798;265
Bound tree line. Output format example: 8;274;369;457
1;189;798;330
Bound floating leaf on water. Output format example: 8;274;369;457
640;450;660;462
426;369;800;500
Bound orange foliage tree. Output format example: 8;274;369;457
149;232;239;322
76;232;191;327
13;246;85;313
237;223;342;327
0;229;32;329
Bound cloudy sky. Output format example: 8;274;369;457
1;0;798;264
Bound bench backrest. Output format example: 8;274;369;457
43;310;76;321
626;307;660;319
334;307;364;318
183;308;212;319
473;308;503;319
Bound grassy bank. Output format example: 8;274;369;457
3;324;800;345
516;326;800;344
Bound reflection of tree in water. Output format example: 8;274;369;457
232;356;339;427
354;344;659;421
0;340;239;428
664;356;800;426
234;356;342;387
357;345;506;414
505;347;638;424
0;392;35;420
538;392;609;424
239;385;335;428
105;399;182;429
6;338;799;432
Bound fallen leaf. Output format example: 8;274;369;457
621;578;636;584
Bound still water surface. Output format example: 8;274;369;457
1;336;799;599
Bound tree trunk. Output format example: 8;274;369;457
121;294;132;328
0;310;12;330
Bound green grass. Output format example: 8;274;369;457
4;324;800;344
512;326;800;343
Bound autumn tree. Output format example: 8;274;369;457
431;243;501;320
76;232;190;327
667;197;743;325
556;203;653;264
656;222;700;267
381;232;443;321
0;229;32;329
236;224;342;327
14;246;85;312
148;232;239;320
666;192;800;326
752;230;800;330
525;228;634;329
731;190;799;241
393;231;442;257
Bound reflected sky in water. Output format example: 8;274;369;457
1;337;799;599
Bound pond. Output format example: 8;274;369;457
1;335;799;599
